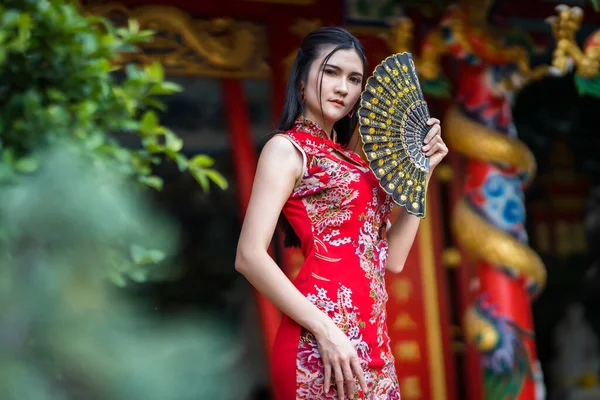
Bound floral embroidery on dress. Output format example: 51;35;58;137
275;117;401;400
303;157;361;234
297;284;370;399
355;187;397;386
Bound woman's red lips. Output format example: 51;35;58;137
330;99;345;106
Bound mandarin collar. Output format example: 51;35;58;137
293;117;337;143
293;117;368;169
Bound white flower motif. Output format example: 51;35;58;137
324;301;335;312
316;287;327;299
343;297;353;309
330;237;352;246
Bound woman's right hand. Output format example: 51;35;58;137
314;323;368;400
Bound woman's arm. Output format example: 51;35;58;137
235;136;329;335
386;176;431;273
235;136;367;399
385;118;447;273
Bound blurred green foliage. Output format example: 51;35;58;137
0;1;239;399
0;0;227;284
0;149;240;400
0;0;227;191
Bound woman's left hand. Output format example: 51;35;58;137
422;118;448;170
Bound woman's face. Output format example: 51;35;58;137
304;46;364;133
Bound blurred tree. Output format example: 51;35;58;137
0;0;226;285
0;1;237;399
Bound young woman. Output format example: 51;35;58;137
235;27;448;399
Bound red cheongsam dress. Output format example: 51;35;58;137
271;118;401;399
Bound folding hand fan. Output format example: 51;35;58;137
358;52;431;218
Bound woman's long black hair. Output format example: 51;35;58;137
277;27;368;247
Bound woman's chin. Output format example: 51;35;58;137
325;110;349;124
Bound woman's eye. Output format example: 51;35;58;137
324;69;337;75
350;77;362;84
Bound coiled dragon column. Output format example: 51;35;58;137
390;1;550;397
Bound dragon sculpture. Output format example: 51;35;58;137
547;4;600;98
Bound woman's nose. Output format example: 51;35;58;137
335;79;348;95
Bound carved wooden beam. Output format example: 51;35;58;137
84;3;270;78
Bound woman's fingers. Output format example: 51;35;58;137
422;134;442;152
427;141;449;157
425;142;442;157
352;357;368;394
424;123;441;144
334;364;345;400
324;362;332;394
427;117;441;126
342;360;356;399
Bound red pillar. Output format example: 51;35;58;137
479;264;537;399
222;78;281;366
446;141;484;400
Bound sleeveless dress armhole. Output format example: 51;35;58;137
274;133;307;188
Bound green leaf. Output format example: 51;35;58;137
130;244;167;264
204;169;228;190
144;97;166;111
189;154;215;168
84;133;105;150
78;101;98;119
3;148;16;165
148;82;182;95
190;168;210;192
145;62;164;81
125;63;141;80
13;156;40;173
161;81;183;93
173;153;189;172
139;175;163;190
128;18;140;34
78;32;98;54
106;269;127;287
120;119;140;131
128;268;147;283
165;131;183;152
139;110;159;136
15;13;32;49
1;10;21;26
47;88;67;101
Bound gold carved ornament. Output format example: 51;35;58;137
84;3;270;78
547;5;600;79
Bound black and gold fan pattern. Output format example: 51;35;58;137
358;53;431;218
